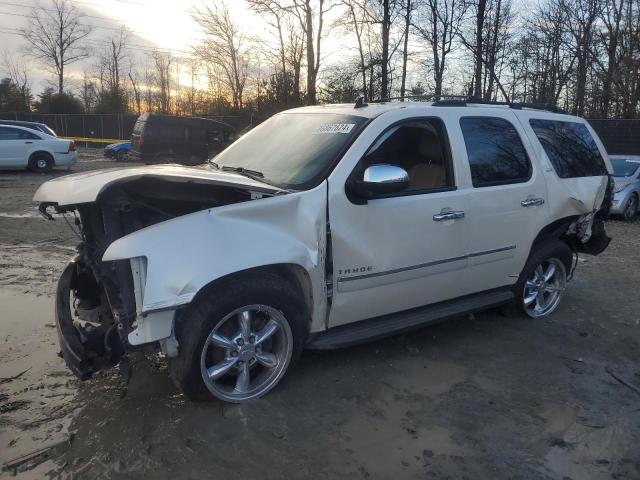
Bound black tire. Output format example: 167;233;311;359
511;241;573;318
116;150;127;162
623;193;638;221
29;152;53;173
169;272;309;402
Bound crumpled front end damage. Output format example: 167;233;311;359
37;172;326;380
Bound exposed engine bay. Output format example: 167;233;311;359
43;176;273;379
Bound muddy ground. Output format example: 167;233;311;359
0;151;639;479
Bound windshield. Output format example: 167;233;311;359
611;158;640;177
211;113;367;188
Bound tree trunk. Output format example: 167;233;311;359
400;0;411;99
381;0;390;100
305;0;316;105
473;0;487;99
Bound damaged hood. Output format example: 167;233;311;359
33;164;280;206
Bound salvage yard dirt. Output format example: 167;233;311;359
1;151;639;479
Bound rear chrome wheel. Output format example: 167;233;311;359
623;194;638;221
200;305;293;402
522;257;567;318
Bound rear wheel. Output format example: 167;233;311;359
514;241;572;318
29;153;53;173
169;273;308;402
623;193;638;221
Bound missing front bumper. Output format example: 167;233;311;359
55;261;124;380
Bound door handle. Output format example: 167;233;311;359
521;197;545;207
24;141;33;144
433;210;465;221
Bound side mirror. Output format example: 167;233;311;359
350;164;410;199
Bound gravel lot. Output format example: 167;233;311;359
0;150;639;479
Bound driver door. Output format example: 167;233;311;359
327;116;472;327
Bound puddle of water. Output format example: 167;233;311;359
0;289;78;476
335;359;469;478
0;212;41;219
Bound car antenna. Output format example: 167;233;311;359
354;96;368;109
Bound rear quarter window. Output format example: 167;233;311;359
529;119;607;178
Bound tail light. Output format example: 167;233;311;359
138;135;144;146
68;140;76;152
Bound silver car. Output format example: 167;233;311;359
610;155;640;220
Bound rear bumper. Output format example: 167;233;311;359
54;152;77;166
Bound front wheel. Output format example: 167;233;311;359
514;242;572;318
169;273;308;402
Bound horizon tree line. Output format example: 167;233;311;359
0;0;638;118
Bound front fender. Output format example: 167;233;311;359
102;182;328;330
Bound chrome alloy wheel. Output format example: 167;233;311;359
36;158;48;169
523;258;567;318
200;305;293;402
623;194;638;221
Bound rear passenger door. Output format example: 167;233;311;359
457;112;549;290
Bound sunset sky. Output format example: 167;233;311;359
0;0;351;93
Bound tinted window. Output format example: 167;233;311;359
0;127;38;140
460;117;531;187
529;120;607;178
360;119;453;192
610;158;640;177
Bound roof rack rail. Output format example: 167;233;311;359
353;94;568;114
431;97;568;114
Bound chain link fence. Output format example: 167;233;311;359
0;112;265;142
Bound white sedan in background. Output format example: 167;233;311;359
0;124;77;173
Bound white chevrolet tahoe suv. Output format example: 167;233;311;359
34;100;613;403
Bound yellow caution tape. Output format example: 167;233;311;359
65;136;129;144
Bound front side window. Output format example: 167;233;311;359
212;113;367;188
460;117;531;187
529;119;607;178
358;119;453;192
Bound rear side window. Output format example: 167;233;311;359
0;127;39;140
529;120;607;178
460;117;531;187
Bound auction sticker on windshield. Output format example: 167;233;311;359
313;123;356;134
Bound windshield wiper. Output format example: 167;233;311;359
220;165;264;178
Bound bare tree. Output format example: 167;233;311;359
247;1;288;88
472;0;487;97
2;51;31;108
22;0;90;94
193;2;248;109
128;68;142;114
565;0;601;115
152;51;173;114
413;0;466;97
399;0;413;99
291;0;335;104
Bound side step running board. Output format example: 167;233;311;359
307;288;513;349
